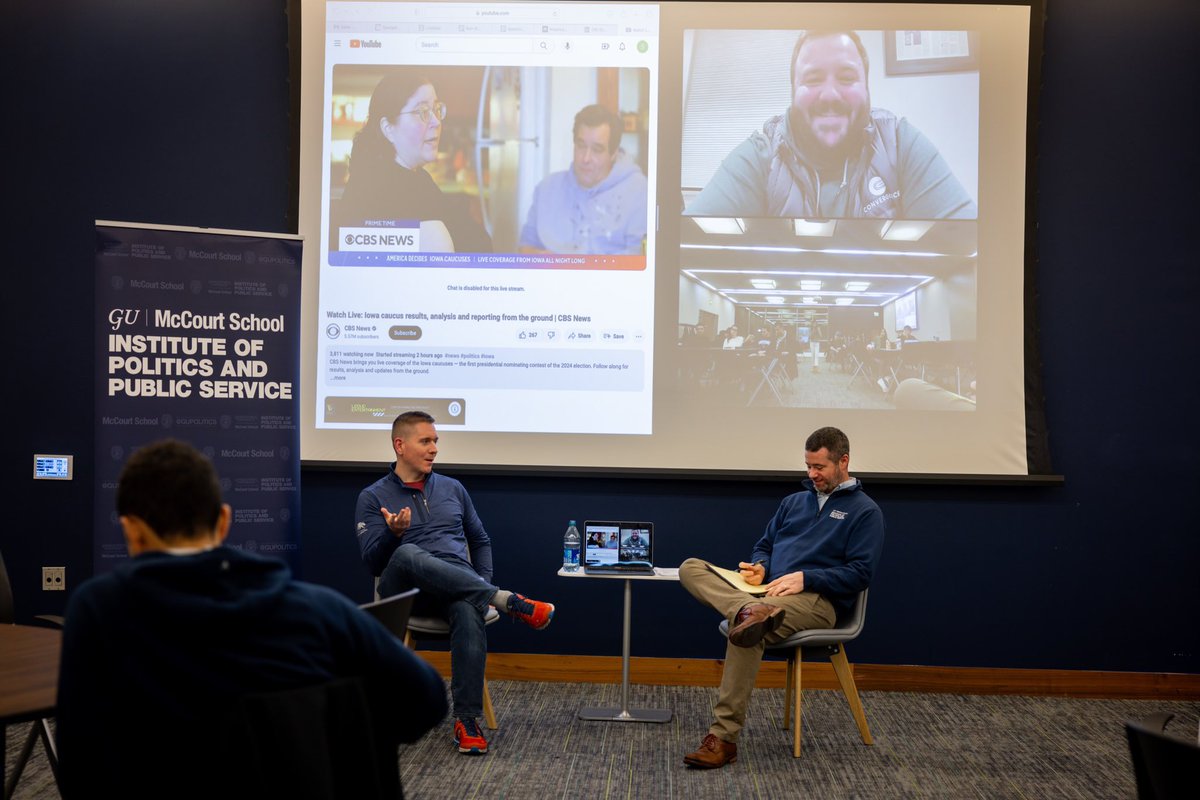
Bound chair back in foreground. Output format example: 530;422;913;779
1125;712;1200;800
360;587;419;640
718;588;871;757
0;548;14;624
223;676;402;800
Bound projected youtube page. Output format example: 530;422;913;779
316;2;659;434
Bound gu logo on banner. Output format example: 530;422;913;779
108;309;143;330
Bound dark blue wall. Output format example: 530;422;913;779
7;0;1198;674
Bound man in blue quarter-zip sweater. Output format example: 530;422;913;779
355;410;556;756
678;426;885;768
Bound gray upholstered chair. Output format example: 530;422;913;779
718;588;872;757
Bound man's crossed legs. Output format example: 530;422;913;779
678;557;835;767
378;543;554;754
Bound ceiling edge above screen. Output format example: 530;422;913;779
296;0;1048;477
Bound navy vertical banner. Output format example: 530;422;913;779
94;222;303;575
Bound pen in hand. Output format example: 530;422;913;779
736;561;765;586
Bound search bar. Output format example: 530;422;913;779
417;37;539;53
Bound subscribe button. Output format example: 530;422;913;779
389;326;422;340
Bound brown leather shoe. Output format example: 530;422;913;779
683;733;738;768
728;603;785;647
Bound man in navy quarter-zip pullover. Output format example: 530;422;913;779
355;410;556;756
678;426;885;769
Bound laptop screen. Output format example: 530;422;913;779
583;521;653;568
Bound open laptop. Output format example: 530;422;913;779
582;520;655;575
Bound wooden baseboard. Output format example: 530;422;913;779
412;652;1200;700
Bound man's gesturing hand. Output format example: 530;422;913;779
381;506;412;538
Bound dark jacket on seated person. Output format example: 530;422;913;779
56;546;447;799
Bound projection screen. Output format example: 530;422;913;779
297;0;1045;476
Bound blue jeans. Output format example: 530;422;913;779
378;543;497;719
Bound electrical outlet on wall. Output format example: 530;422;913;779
42;566;66;591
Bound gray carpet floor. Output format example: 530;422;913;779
6;681;1198;799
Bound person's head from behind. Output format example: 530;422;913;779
572;104;623;189
804;426;852;493
351;68;445;172
117;439;230;555
391;410;439;481
789;30;871;161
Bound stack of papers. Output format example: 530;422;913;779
705;563;767;597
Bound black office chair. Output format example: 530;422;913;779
1125;712;1200;799
718;589;872;757
0;550;13;626
1;549;63;800
0;550;64;629
223;676;403;800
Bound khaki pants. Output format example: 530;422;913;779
679;557;836;743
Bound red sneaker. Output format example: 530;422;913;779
507;593;555;630
453;718;488;755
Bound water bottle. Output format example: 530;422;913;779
562;520;581;572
